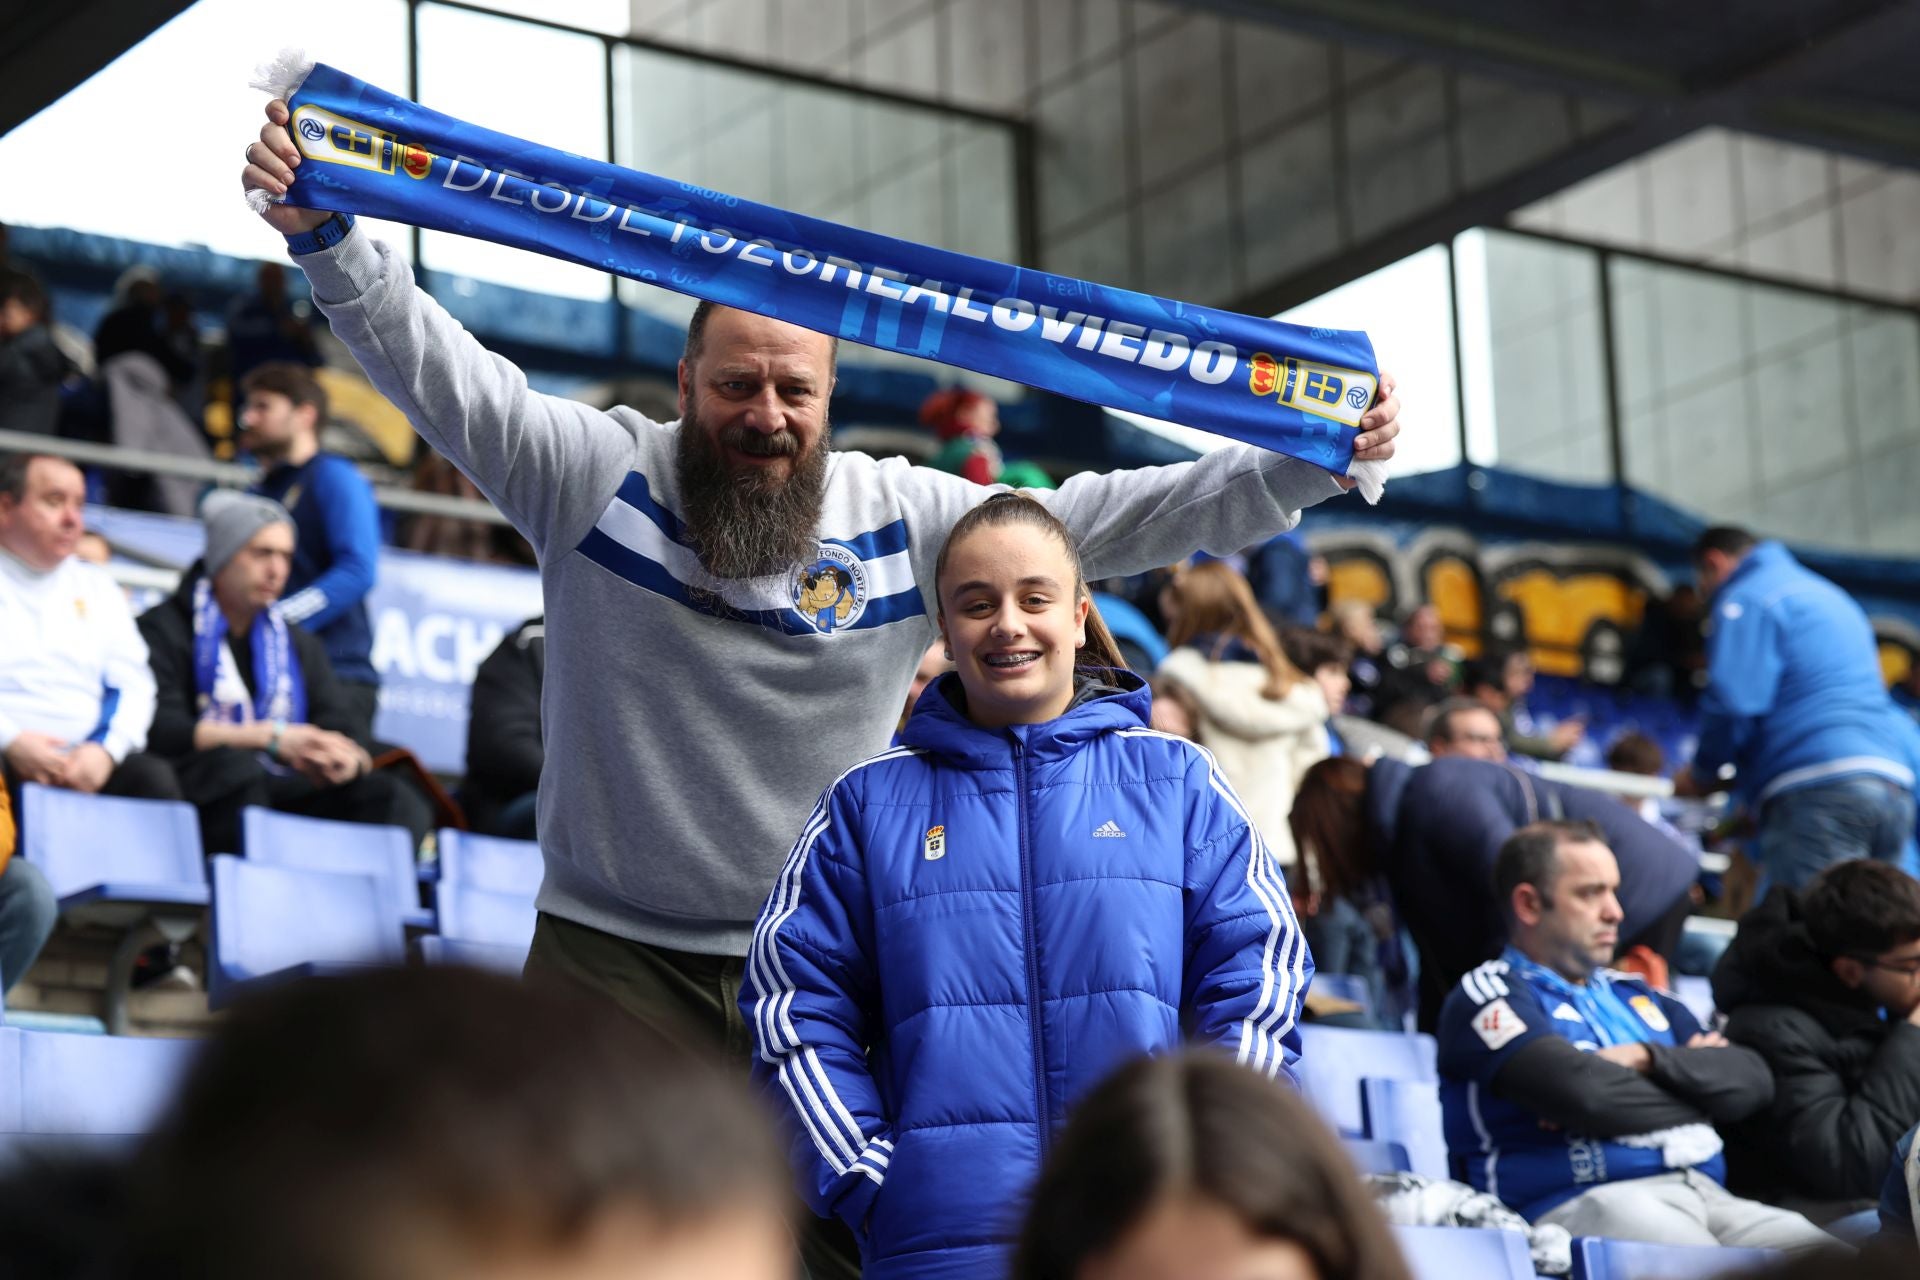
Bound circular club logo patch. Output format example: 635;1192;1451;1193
298;117;326;144
792;544;869;634
1346;384;1370;410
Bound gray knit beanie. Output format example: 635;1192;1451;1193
202;490;294;577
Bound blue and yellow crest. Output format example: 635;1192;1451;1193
792;543;869;635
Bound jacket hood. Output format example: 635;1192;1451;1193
1711;887;1884;1036
901;668;1152;770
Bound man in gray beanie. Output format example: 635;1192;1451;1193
134;490;432;857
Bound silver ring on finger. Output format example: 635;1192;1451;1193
244;142;257;164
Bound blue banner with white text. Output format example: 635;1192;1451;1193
278;63;1378;476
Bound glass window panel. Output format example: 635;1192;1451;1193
416;3;610;300
1611;254;1920;554
439;0;630;35
609;44;1021;344
0;0;413;260
1461;229;1610;484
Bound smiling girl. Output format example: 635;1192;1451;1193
742;493;1313;1280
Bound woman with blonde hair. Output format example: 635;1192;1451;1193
1157;560;1329;867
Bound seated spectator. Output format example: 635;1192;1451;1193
1424;697;1510;764
1439;821;1833;1254
0;269;68;437
1157;560;1328;867
0;786;57;995
1380;602;1461;721
0;966;792;1280
1282;626;1426;763
137;493;431;857
1293;752;1699;1029
1711;860;1920;1207
1290;756;1409;1029
0;453;181;807
1464;647;1584;761
1012;1050;1413;1280
1330;600;1390;718
92;267;195;389
918;386;1052;490
463;616;544;840
1244;530;1325;629
1607;731;1702;855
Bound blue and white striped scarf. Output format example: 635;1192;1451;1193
252;52;1388;499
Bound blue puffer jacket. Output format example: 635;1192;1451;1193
741;672;1310;1280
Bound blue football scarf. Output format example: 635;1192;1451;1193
192;577;307;768
253;53;1385;499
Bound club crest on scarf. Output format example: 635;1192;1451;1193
792;544;868;635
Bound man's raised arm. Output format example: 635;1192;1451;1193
1038;381;1400;582
241;98;639;556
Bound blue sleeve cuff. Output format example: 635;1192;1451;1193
285;212;357;257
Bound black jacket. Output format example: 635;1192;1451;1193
0;325;68;436
1368;757;1699;1031
137;567;366;767
462;616;544;834
1713;889;1920;1202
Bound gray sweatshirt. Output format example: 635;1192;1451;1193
295;227;1350;956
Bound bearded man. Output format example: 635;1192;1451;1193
240;104;1402;1048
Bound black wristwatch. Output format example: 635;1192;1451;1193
284;211;356;256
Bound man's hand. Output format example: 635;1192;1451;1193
1549;718;1587;755
1333;372;1401;490
242;98;329;236
1593;1042;1653;1073
1685;1031;1729;1048
282;725;370;786
58;743;115;795
3;732;72;786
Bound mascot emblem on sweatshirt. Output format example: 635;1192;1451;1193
792;544;869;635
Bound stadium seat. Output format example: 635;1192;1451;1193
0;1025;198;1135
1571;1238;1778;1280
434;881;537;952
1342;1137;1412;1175
436;828;542;898
1391;1225;1534;1280
1360;1076;1449;1179
416;935;528;973
1313;972;1374;1017
241;807;432;929
1671;975;1716;1027
21;785;207;918
208;856;406;1008
20;784;209;1033
1297;1024;1438;1137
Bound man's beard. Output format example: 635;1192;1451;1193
674;410;830;580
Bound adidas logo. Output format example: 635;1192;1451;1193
1092;820;1127;838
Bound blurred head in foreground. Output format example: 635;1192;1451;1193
1011;1051;1412;1280
130;966;790;1280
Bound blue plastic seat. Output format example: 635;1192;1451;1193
1572;1238;1778;1280
1391;1225;1534;1280
0;1026;198;1135
434;881;537;952
21;784;207;921
1313;972;1374;1017
436;828;542;898
1297;1023;1437;1137
416;935;528;973
208;855;406;1008
1360;1076;1449;1179
1342;1137;1412;1175
241;807;432;929
21;784;210;1033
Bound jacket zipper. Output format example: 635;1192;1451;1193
1013;737;1052;1157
